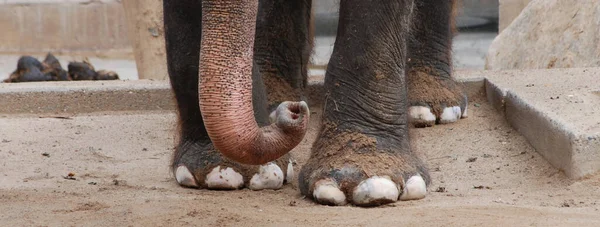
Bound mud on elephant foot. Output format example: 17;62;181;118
408;70;468;127
263;74;304;121
298;123;430;206
172;140;293;190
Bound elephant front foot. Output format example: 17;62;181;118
407;70;468;127
172;139;293;190
298;125;430;206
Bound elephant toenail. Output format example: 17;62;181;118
175;165;198;188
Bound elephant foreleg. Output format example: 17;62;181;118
165;0;296;190
299;0;429;207
253;0;313;110
407;0;468;127
164;0;207;180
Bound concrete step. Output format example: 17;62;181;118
0;71;484;116
485;67;600;179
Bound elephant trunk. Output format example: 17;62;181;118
199;0;309;165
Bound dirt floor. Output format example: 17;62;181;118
1;94;600;226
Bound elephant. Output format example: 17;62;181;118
165;0;466;207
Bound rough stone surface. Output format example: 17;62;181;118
485;67;600;179
486;0;600;70
499;0;532;33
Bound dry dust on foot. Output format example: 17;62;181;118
173;141;293;190
298;123;429;207
408;70;468;127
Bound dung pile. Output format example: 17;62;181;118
3;53;119;83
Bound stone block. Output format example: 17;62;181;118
487;0;600;70
485;67;600;178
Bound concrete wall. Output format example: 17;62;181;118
0;0;131;57
0;0;342;55
0;0;504;55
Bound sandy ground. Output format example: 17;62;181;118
1;92;600;226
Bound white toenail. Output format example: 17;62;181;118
399;175;427;201
352;176;399;205
313;179;347;206
439;106;460;124
409;106;436;123
286;159;294;183
249;163;284;190
205;166;244;189
175;165;198;187
452;106;462;119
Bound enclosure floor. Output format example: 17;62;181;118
1;93;599;226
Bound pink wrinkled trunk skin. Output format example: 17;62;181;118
198;0;309;165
